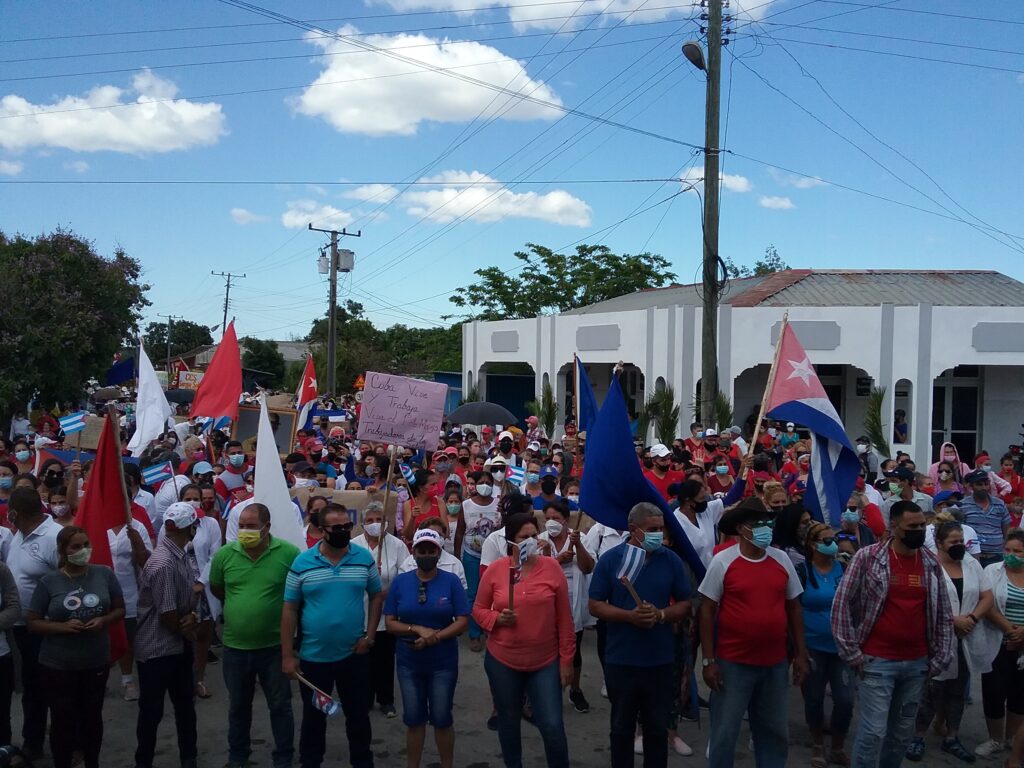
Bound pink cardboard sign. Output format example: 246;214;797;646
356;372;447;450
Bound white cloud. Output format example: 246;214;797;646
0;159;23;175
295;27;562;136
64;160;89;173
281;199;354;229
343;183;400;202
230;207;267;225
769;168;827;188
759;195;795;210
0;69;226;154
680;167;752;193
402;170;590;226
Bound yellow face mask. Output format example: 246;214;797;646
237;529;264;549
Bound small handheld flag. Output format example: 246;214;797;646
141;461;174;486
399;464;415;483
296;673;340;716
505;465;525;485
58;411;87;434
201;416;231;433
616;544;646;607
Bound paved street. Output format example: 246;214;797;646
11;630;999;767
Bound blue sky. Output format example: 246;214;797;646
2;0;1023;340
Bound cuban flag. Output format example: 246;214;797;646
296;356;318;430
58;411;87;434
201;416;231;433
505;465;525;485
141;461;174;487
764;321;860;526
399;464;415;483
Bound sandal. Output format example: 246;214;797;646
905;737;925;762
941;737;976;764
196;680;212;699
828;749;850;767
811;745;827;768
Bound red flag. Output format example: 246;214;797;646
191;321;242;421
73;413;129;662
297;356;318;408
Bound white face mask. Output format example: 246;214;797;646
293;478;318;489
567;494;580;503
363;522;382;538
475;484;493;498
544;520;564;537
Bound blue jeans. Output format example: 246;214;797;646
222;646;294;768
462;550;483;638
709;660;790;768
484;653;569;768
851;655;928;768
396;663;458;728
801;648;854;737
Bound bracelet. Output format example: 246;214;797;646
967;614;978;623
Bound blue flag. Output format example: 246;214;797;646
575;357;598;432
580;375;706;580
105;357;135;386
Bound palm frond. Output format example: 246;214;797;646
863;386;891;458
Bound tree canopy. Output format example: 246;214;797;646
724;245;789;279
0;229;149;413
241;337;286;389
144;318;214;360
449;243;678;320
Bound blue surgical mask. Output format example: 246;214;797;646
0;477;11;490
816;540;839;557
841;510;860;524
715;465;729;475
228;454;245;468
748;525;773;549
641;531;664;552
525;472;540;484
435;462;451;473
15;450;30;463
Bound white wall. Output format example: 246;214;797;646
982;366;1024;460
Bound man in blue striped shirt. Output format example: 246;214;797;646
960;469;1013;567
282;503;383;768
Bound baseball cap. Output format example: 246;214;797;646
527;441;541;452
704;428;718;437
498;430;514;442
412;529;444;550
539;465;559;479
884;466;915;481
192;461;214;475
786;422;795;428
963;469;989;485
482;426;494;434
933;489;964;506
164;501;198;531
489;456;508;467
650;443;671;458
292;460;314;474
443;446;458;457
432;450;447;461
729;426;742;435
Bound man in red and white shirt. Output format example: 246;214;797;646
643;444;684;502
213;441;250;501
698;498;807;768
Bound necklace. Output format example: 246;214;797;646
61;566;86;581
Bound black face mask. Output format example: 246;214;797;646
540;478;558;495
642;458;654;469
43;472;62;489
323;529;351;549
414;554;440;572
309;511;321;528
458;456;469;465
499;440;513;453
900;529;926;550
693;500;708;514
947;543;967;561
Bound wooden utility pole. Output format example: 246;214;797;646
308;224;361;395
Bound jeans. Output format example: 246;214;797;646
709;660;790;768
135;650;198;768
605;662;673;768
222;646;294;768
299;653;373;768
462;550;483;638
41;664;108;768
484;653;569;768
396;662;458;728
13;626;47;750
851;655;928;768
369;632;396;707
801;648;854;737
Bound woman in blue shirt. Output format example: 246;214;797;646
797;522;853;768
384;528;469;768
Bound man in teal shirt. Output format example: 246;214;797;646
282;503;383;768
210;502;299;768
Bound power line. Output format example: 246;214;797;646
813;1;1024;26
0;177;682;186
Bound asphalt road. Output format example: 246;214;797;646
11;629;1001;767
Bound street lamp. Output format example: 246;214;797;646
681;40;706;72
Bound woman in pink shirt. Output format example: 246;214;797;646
472;513;574;768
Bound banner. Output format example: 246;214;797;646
176;370;205;390
355;372;447;450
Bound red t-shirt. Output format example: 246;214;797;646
862;549;928;660
706;473;736;496
999;472;1023;503
862;503;885;537
643;469;684;502
698;546;802;666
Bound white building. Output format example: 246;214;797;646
461;269;1024;466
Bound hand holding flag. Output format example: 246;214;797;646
58;412;86;434
615;543;646;607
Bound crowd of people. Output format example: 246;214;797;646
0;406;1022;768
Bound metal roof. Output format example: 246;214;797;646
751;270;1024;307
563;275;769;314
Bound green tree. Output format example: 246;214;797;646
241;337;286;389
143;319;214;361
0;229;149;412
724;244;789;279
526;381;558;438
449;243;677;320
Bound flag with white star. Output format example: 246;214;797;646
296;355;318;429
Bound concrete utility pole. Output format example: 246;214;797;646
308;224;361;395
700;0;723;427
157;313;182;375
211;271;246;339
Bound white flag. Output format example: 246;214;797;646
127;342;174;458
253;392;306;550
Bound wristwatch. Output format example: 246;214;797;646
702;657;716;667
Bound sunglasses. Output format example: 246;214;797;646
322;522;354;533
750;519;775;528
837;532;858;542
818;537;835;546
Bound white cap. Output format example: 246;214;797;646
412;529;444;550
650;443;671;458
786;421;795;428
498;430;514;442
704;428;718;437
164;501;198;530
527;441;541;452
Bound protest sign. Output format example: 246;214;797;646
356;372;447;450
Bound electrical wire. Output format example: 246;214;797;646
0;177;684;186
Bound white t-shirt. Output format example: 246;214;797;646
479;527;507;568
153;476;192;531
108;519;154;618
399;550;468;590
0;527;12;562
925;523;982;557
7;516;60;624
673;497;727;568
461;498;502;557
134;488;158;530
582;524;628;559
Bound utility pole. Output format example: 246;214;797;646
157;313;182;376
211;271;246;339
700;0;722;427
308;224;361;395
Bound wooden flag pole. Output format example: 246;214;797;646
573;353;579;429
508;543;519;611
743;311;789;479
295;672;334;701
618;576;644;607
380;446;398;565
107;404;134;527
75;431;82;463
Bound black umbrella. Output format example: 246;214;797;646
446;401;517;426
164;388;195;404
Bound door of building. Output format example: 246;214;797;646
931;366;981;464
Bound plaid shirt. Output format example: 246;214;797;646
134;537;199;663
831;540;954;677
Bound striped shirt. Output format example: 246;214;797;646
960;496;1012;554
134;537;199;663
284;542;382;663
1006;582;1024;625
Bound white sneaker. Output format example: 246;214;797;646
601;681;608;698
671;736;694;756
122;680;139;702
634;736;643;755
974;739;1003;757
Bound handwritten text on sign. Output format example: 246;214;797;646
355;372;448;450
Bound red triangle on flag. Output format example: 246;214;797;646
765;323;829;412
191;321;243;421
297;356;318;407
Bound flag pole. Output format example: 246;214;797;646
107;403;133;526
75;431;82;463
379;447;398;570
573;353;579;429
508;543;519;610
745;312;789;473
